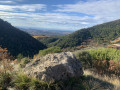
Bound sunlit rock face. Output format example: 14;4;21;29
24;52;83;82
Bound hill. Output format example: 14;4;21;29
0;19;46;57
44;19;120;48
19;28;73;36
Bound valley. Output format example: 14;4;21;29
19;28;73;36
0;19;120;90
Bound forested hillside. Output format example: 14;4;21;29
0;19;46;57
43;19;120;48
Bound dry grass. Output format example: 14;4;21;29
84;69;120;89
110;37;120;43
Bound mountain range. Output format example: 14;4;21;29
19;28;73;36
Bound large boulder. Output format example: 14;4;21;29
24;52;83;82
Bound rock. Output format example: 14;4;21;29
24;52;83;82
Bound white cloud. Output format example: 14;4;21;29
0;1;16;4
0;4;46;12
0;11;91;30
55;0;120;24
1;0;120;30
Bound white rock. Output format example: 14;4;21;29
24;52;83;82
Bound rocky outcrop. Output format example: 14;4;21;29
24;52;83;82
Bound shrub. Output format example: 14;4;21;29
0;71;113;90
20;57;31;68
0;72;12;90
0;47;13;89
77;51;92;68
29;79;50;90
22;57;30;64
14;74;62;90
17;53;24;62
75;48;120;76
38;46;62;56
63;77;86;90
0;59;13;74
14;74;31;90
88;48;120;61
0;47;9;61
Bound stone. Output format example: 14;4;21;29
24;52;83;82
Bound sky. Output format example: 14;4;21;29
0;0;120;31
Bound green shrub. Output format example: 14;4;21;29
75;48;120;67
30;79;50;90
38;46;62;56
14;74;62;90
0;71;111;90
75;48;120;75
77;51;93;68
17;53;24;62
88;48;120;61
14;74;31;90
0;72;12;90
22;57;30;64
20;57;31;68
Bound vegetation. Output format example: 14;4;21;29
1;18;120;89
17;53;24;62
75;47;120;77
0;47;11;61
0;71;119;90
43;19;120;48
0;46;120;89
84;69;120;89
40;37;60;47
0;72;12;90
0;19;46;57
37;46;62;57
19;57;31;68
88;48;120;61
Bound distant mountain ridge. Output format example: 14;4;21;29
19;28;73;36
0;19;46;57
43;19;120;48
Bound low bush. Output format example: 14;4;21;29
0;71;117;90
38;46;62;56
75;48;120;76
13;74;60;90
19;57;31;68
76;51;92;68
17;53;24;62
0;72;12;90
88;48;120;61
0;47;11;61
14;74;31;90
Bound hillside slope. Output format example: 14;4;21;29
45;19;120;48
0;19;46;57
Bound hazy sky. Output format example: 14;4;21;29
0;0;120;31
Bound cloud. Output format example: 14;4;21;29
0;1;16;4
1;0;120;31
0;4;46;12
55;0;120;24
0;10;91;30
